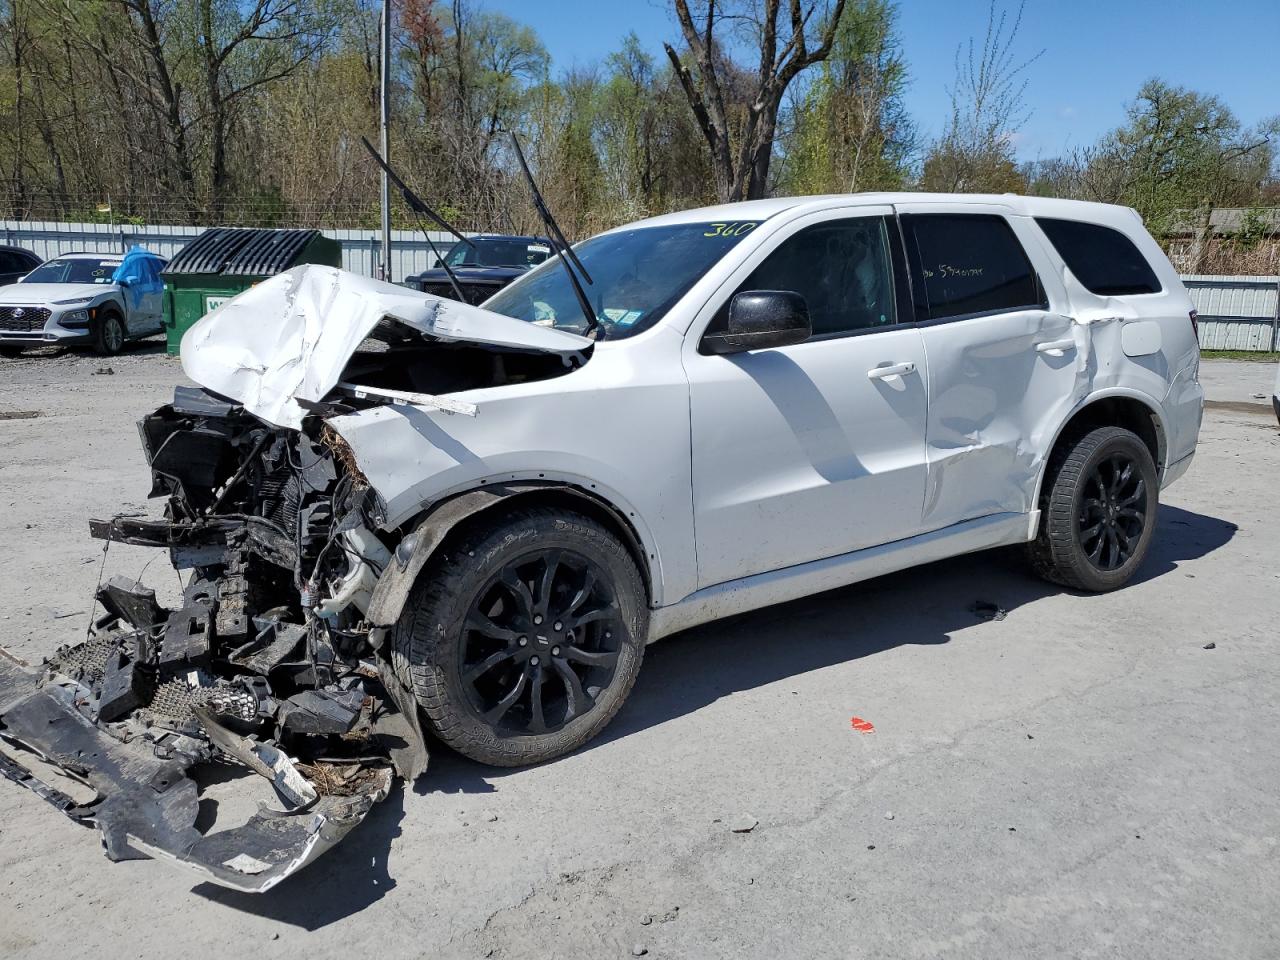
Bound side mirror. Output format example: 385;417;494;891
701;290;812;356
119;274;140;288
431;258;443;268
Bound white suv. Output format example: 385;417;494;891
0;193;1205;888
171;192;1202;767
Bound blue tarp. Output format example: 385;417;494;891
112;245;165;312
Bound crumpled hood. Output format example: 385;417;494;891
180;264;591;430
0;282;116;304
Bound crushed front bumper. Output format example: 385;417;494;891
0;616;413;892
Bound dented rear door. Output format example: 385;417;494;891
894;203;1078;531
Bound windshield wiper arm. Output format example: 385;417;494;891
509;132;598;337
361;135;472;303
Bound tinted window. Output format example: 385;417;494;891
0;252;17;272
902;214;1045;321
1036;217;1161;296
707;217;898;341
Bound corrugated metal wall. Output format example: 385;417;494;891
1182;275;1280;351
0;220;461;282
5;220;1280;350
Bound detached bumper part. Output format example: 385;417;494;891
0;648;393;893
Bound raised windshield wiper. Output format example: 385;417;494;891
360;135;473;304
509;132;599;338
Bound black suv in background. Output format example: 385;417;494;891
404;234;551;305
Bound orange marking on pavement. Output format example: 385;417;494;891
850;717;875;734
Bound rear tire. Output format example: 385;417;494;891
392;506;647;767
1027;425;1159;591
94;311;125;355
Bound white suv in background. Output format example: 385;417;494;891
0;248;167;356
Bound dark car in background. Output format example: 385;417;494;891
405;234;551;305
0;244;41;285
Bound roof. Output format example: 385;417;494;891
1166;207;1280;237
46;251;127;261
621;192;1144;231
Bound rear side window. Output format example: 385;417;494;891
1036;218;1162;296
901;214;1045;321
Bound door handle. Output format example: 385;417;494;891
866;361;917;380
1035;338;1076;357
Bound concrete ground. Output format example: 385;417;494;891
0;347;1277;960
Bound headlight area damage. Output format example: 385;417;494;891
0;266;593;892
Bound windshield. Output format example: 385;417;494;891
442;238;552;269
23;258;121;284
483;221;761;340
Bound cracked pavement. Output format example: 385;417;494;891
1;348;1278;959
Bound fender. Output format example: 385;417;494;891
365;481;656;630
1031;386;1169;508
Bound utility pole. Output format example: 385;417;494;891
379;0;392;282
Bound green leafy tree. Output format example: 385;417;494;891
780;0;912;194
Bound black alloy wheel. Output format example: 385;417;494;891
394;506;647;767
1028;425;1159;592
461;548;623;736
1077;452;1147;571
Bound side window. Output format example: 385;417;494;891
1035;218;1162;296
0;252;16;272
901;213;1046;322
706;216;899;341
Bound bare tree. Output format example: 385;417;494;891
663;0;846;201
921;0;1041;193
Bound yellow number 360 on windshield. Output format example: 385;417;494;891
704;222;758;238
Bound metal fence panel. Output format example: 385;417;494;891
0;220;461;282
6;221;1279;350
1181;275;1280;351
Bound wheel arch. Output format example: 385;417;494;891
1034;390;1167;509
366;481;659;634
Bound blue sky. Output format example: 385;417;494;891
484;0;1280;162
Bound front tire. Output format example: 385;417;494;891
94;311;125;355
393;506;647;766
1028;425;1159;591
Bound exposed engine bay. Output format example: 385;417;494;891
0;265;596;891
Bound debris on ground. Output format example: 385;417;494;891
0;385;430;892
970;600;1007;621
730;814;759;833
0;410;42;420
884;811;894;820
93;367;115;376
632;945;648;957
1203;642;1216;649
850;716;875;734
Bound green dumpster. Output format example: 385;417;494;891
162;228;342;355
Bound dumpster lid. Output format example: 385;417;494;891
163;228;324;277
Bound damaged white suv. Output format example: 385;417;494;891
0;194;1202;888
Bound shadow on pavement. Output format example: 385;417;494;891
196;504;1235;925
192;783;406;929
